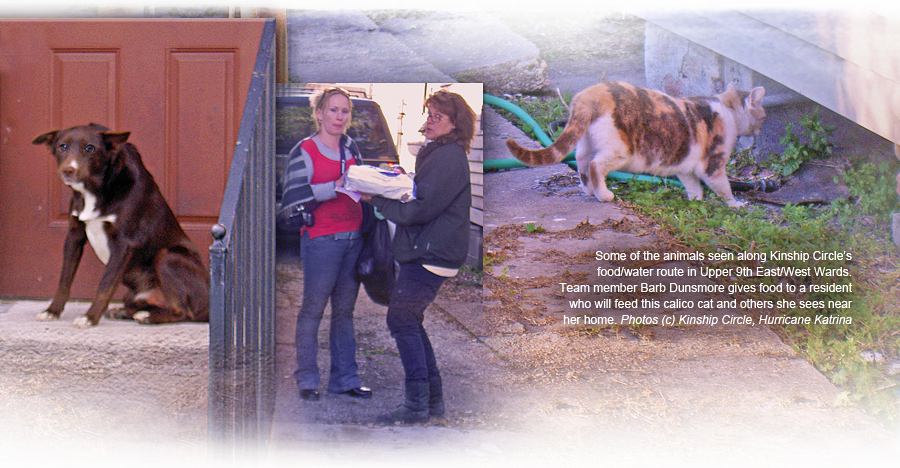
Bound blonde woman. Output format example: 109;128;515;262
288;87;372;402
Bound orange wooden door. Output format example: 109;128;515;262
0;19;265;299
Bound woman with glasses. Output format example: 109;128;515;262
289;87;372;402
361;90;476;423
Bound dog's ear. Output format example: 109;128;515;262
101;132;131;152
88;123;111;133
32;130;59;147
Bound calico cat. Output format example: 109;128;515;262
506;82;766;207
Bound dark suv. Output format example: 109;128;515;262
275;86;399;204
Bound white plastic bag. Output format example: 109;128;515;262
345;165;415;201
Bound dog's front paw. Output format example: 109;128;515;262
73;315;96;328
36;311;60;322
133;311;152;324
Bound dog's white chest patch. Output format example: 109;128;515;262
84;219;115;264
71;188;117;265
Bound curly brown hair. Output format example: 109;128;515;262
425;90;477;153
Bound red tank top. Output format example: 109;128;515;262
301;138;363;239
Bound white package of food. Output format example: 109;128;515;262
345;165;415;201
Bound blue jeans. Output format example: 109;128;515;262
294;231;363;393
386;263;447;385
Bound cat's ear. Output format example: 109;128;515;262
718;83;742;110
748;87;766;106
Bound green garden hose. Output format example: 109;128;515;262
483;93;682;187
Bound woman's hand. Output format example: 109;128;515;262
335;173;346;188
359;193;373;202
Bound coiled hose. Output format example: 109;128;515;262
483;93;680;186
483;93;783;193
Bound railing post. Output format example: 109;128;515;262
208;223;230;458
207;19;276;466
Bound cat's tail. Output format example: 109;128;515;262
505;111;592;166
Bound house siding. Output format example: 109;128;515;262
637;9;900;146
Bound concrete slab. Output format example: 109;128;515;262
270;253;535;467
0;300;208;348
547;55;646;96
482;106;541;162
0;300;208;468
377;11;548;94
484;161;629;234
265;421;604;467
286;10;453;83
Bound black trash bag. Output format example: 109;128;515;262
356;219;395;306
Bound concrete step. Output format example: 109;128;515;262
376;11;548;94
286;10;548;94
286;10;453;83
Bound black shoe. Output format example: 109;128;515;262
376;404;429;424
376;381;430;424
300;389;320;401
334;386;373;399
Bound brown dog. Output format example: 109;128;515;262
33;123;209;327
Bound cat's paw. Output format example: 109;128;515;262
595;190;616;203
726;199;748;208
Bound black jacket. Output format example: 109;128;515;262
369;140;471;269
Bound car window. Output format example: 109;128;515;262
276;102;316;155
276;99;397;163
347;103;395;160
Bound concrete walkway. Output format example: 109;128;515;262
268;254;536;467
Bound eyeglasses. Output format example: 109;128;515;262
426;113;446;123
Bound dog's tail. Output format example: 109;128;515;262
504;95;597;167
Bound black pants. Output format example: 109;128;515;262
386;262;447;385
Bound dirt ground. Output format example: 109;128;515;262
477;161;900;466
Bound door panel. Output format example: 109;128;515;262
167;50;235;218
0;20;265;300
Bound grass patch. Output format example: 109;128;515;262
494;93;573;144
615;176;900;426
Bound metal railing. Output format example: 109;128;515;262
208;19;276;464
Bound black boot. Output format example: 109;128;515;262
428;374;445;418
377;381;430;424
